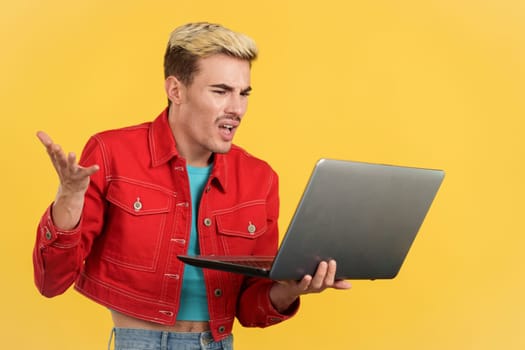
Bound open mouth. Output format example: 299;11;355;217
218;117;240;136
220;124;234;134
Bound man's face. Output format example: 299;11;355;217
170;54;252;166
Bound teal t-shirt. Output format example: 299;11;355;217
177;164;213;321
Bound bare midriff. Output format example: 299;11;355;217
111;310;210;332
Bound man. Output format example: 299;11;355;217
34;22;351;349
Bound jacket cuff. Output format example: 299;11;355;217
262;283;300;325
37;205;82;248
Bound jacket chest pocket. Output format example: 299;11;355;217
101;180;173;271
215;202;268;255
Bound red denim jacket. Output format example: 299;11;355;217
33;109;299;341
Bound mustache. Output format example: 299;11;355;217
216;115;241;123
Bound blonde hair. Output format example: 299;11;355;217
164;22;258;85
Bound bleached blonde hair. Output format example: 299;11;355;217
164;22;258;86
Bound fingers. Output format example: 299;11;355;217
80;163;100;177
36;131;100;190
66;152;99;175
36;130;53;147
296;274;312;292
300;260;351;294
37;131;78;172
37;131;66;168
310;261;329;289
275;260;351;303
325;259;337;285
333;280;352;290
311;260;338;289
53;147;68;170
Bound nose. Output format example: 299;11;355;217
224;94;246;117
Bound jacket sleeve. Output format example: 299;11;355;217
235;169;300;327
33;136;107;297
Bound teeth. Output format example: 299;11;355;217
222;125;233;130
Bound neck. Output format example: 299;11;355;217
167;106;212;167
185;154;213;167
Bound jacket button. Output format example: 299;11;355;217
203;218;212;227
214;288;222;297
218;326;226;333
133;197;142;211
247;222;256;234
45;229;52;240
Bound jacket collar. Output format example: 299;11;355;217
148;108;228;192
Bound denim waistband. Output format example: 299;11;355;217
109;327;233;350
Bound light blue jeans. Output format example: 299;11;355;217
109;328;233;350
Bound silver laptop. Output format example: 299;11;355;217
178;159;444;280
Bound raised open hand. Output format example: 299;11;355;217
36;131;99;229
36;131;99;194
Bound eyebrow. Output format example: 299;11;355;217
210;84;252;94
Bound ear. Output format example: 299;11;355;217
165;76;185;105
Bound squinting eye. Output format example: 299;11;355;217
213;90;227;95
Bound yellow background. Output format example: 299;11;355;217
1;0;524;349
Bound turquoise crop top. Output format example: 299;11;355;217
177;164;212;321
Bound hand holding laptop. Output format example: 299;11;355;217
269;260;351;313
